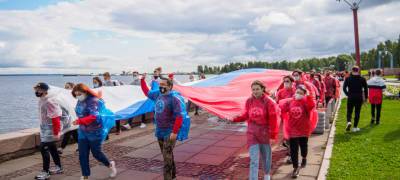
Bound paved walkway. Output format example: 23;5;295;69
0;111;330;180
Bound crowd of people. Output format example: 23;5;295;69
33;66;386;180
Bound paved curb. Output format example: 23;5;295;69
317;99;342;180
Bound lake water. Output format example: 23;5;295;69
0;75;194;134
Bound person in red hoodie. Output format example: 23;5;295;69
367;69;386;125
315;73;326;107
232;80;279;180
34;83;63;180
309;73;322;102
276;75;296;164
279;85;316;178
324;71;337;106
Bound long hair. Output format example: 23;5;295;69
72;83;102;98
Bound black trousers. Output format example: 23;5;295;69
371;104;382;122
61;129;78;149
40;141;62;172
347;98;363;128
325;96;333;106
116;120;121;132
289;137;308;168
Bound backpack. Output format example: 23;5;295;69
169;91;191;141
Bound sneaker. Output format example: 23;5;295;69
352;128;358;132
139;123;146;128
80;176;89;180
109;161;117;178
301;159;307;168
49;166;63;175
346;122;352;131
122;124;131;130
286;156;292;164
370;118;375;124
57;148;63;155
264;174;271;180
376;121;380;125
291;168;300;178
356;128;361;132
35;171;50;180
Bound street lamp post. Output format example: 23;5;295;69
337;0;362;68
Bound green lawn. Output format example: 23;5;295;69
327;99;400;179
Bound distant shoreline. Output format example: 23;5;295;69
0;73;195;76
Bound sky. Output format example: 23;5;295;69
0;0;399;74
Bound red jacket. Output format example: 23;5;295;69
279;96;315;138
324;76;336;98
367;76;386;104
233;94;280;146
276;87;296;103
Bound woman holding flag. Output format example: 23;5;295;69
71;84;117;180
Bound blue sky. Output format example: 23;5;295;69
0;0;399;74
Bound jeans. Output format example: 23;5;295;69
249;144;271;180
347;98;363;128
40;141;62;172
78;138;110;176
371;104;382;122
158;138;176;180
289;137;308;168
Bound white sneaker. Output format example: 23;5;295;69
139;123;146;128
35;171;50;180
346;122;352;131
356;128;361;132
49;166;63;175
80;176;88;180
264;174;271;180
352;128;358;132
122;124;131;130
109;161;117;178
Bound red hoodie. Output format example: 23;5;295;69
233;94;280;146
279;96;315;138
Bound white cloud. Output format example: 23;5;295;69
0;0;399;74
249;12;296;32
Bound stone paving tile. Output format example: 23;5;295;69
185;138;219;146
10;172;37;180
0;156;41;176
223;134;247;141
143;142;162;150
198;133;228;140
186;153;229;166
153;151;197;163
174;144;208;153
299;164;320;177
116;170;161;180
153;175;198;180
124;148;161;159
213;139;247;148
117;134;156;148
201;146;239;156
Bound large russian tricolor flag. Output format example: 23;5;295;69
174;68;291;119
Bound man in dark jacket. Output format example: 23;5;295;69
343;66;368;132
